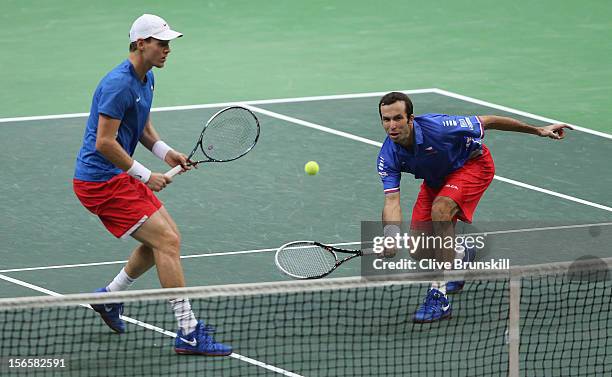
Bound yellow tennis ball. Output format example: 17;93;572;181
304;161;319;175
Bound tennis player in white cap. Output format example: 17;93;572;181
74;14;232;356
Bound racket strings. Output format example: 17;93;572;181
202;108;259;161
277;243;337;278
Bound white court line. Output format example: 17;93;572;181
0;89;436;123
0;273;305;377
246;105;612;213
243;104;381;147
462;221;612;237
1;87;611;142
1;223;610;274
0;242;360;273
493;176;612;212
431;88;612;140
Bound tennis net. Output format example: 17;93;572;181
0;258;610;376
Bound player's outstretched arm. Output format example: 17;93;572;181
479;115;573;140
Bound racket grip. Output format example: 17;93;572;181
165;165;183;178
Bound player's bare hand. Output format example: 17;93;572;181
147;172;172;192
165;150;192;173
538;124;573;140
377;246;398;259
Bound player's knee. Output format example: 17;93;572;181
158;229;181;256
408;225;434;259
173;229;182;245
431;197;457;221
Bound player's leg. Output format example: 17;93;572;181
152;207;231;355
434;145;496;294
78;174;185;334
409;182;437;261
74;174;160;333
132;208;231;356
414;195;467;323
89;244;154;334
430;196;470;295
131;209;185;288
409;183;453;323
103;204;166;290
99;210;177;297
93;244;154;296
124;244;156;280
431;196;460;265
156;205;180;237
412;146;495;323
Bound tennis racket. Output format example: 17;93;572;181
275;241;365;279
165;106;260;178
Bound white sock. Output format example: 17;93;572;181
455;248;465;263
431;281;447;295
169;298;198;335
106;268;135;292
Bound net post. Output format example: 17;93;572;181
508;276;521;377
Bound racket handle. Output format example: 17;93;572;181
165;165;183;178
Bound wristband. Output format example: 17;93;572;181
152;140;173;161
383;224;401;238
127;160;152;183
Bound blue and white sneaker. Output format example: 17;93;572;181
447;245;477;294
413;288;452;323
175;320;233;356
91;287;125;333
445;280;465;294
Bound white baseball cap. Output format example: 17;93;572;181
129;14;183;42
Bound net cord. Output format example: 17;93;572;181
0;257;610;311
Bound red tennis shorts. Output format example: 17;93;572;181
411;144;495;229
73;173;162;239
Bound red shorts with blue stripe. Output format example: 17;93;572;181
411;144;495;230
73;173;162;239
